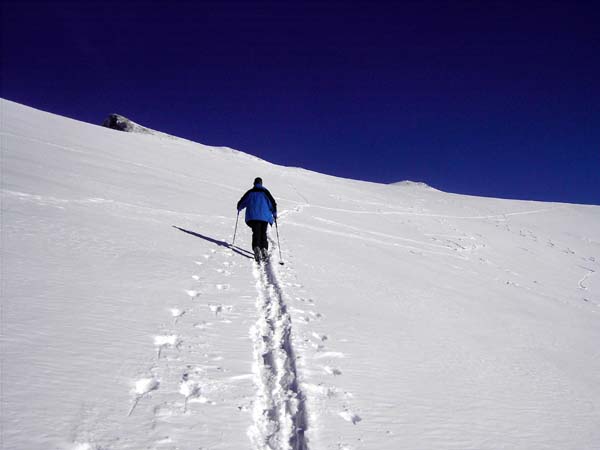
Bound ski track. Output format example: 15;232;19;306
250;259;308;450
279;197;564;220
312;216;461;250
3;188;221;221
285;220;468;260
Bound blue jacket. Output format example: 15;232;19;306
237;184;277;224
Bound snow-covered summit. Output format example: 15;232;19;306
2;98;600;450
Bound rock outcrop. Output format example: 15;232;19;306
102;114;154;134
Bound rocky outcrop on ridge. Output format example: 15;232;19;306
102;114;154;134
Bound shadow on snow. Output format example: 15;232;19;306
172;225;254;259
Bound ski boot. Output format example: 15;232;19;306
253;246;261;263
261;247;269;262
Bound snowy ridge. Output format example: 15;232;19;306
250;259;308;450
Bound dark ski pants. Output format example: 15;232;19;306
247;220;268;250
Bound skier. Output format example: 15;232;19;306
237;177;277;262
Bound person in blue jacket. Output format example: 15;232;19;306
237;177;277;262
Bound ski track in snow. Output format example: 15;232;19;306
249;259;308;450
118;231;310;450
285;220;469;260
277;196;564;221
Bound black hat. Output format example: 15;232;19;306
254;177;263;185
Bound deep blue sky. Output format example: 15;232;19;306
2;1;599;204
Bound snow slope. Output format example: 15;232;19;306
1;98;599;450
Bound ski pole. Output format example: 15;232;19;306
274;218;284;265
232;211;240;247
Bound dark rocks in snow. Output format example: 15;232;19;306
102;114;153;134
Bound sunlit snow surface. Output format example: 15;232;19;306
2;99;600;450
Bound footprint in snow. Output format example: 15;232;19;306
209;303;234;316
339;410;362;424
324;366;343;376
312;332;328;342
128;377;160;416
133;377;160;395
179;373;202;413
215;268;232;276
170;308;185;323
209;304;223;315
308;311;323;320
154;335;180;358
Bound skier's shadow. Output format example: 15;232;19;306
172;226;254;259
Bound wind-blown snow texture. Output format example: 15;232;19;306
1;98;599;450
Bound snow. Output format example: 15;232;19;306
1;98;600;450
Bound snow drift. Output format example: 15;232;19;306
2;98;599;450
